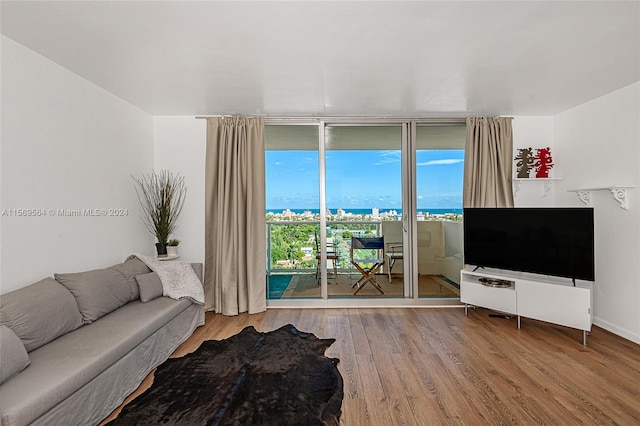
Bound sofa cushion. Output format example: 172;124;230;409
136;272;164;302
111;257;152;301
0;277;83;352
0;325;30;384
55;268;131;324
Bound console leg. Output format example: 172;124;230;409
464;304;468;316
517;315;521;329
583;330;587;346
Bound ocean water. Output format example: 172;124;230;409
267;208;462;215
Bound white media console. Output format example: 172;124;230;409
460;266;593;345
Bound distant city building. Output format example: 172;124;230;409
266;208;461;222
301;247;314;261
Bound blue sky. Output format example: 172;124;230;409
265;149;464;210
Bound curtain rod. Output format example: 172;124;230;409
195;116;469;124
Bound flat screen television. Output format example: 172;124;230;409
463;207;595;282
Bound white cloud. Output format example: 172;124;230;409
374;151;401;166
417;159;464;166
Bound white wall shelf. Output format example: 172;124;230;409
567;186;634;210
512;177;562;197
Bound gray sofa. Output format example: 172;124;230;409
0;257;205;426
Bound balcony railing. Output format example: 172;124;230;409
266;218;464;285
266;220;382;274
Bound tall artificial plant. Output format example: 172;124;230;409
133;170;187;246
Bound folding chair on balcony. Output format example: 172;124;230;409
350;236;385;295
315;231;339;283
385;241;403;282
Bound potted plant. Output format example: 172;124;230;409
133;170;187;256
166;239;180;257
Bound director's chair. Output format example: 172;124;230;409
350;236;385;295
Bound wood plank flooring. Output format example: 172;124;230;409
101;307;640;425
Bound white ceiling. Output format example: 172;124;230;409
2;1;639;117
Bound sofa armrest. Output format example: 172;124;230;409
190;263;203;284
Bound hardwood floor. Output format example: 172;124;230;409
102;307;640;425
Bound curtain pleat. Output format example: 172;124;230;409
204;117;266;315
463;117;514;208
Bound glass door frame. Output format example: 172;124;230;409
265;117;464;308
323;121;408;300
405;121;416;299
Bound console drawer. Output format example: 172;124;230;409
461;280;516;314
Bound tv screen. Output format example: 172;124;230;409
463;207;595;281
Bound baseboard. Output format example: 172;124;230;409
593;316;640;345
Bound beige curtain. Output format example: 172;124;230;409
204;117;266;315
463;117;515;208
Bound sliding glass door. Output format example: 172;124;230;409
414;124;465;298
324;125;406;299
264;125;321;300
265;119;465;304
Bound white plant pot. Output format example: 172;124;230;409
166;246;179;257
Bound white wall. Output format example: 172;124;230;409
512;116;556;207
1;36;154;293
153;117;207;264
554;82;640;344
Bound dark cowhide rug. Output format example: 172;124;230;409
107;324;343;425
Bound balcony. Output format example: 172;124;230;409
266;218;462;300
